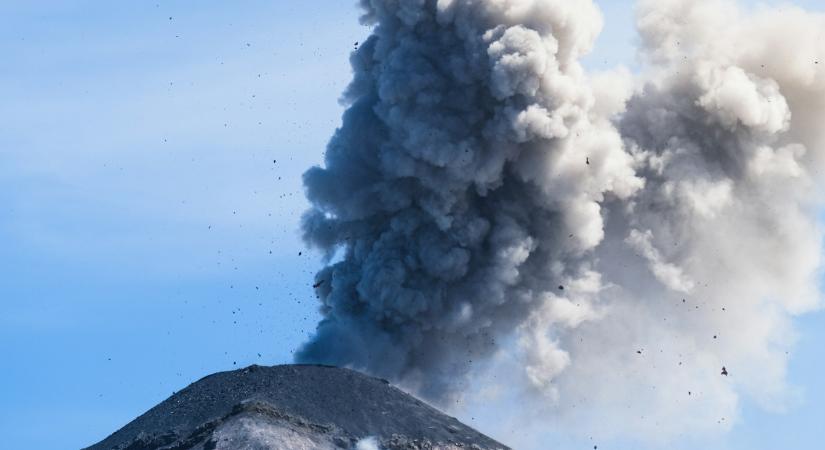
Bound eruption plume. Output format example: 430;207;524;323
296;0;825;441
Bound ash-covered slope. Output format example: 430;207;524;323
86;364;509;450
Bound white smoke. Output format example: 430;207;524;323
296;0;825;444
355;436;381;450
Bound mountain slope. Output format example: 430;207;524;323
86;364;509;450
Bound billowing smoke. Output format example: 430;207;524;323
296;0;824;442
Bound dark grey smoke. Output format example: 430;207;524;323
296;0;825;442
295;0;638;400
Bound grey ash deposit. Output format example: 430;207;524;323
86;364;508;450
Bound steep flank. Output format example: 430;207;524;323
86;365;509;450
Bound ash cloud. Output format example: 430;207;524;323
295;0;825;441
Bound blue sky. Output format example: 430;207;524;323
0;1;822;449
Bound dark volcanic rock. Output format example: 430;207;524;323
86;364;509;450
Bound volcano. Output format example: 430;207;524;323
86;364;509;450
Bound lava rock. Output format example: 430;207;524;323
86;364;508;450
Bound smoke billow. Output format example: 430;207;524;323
296;0;825;441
